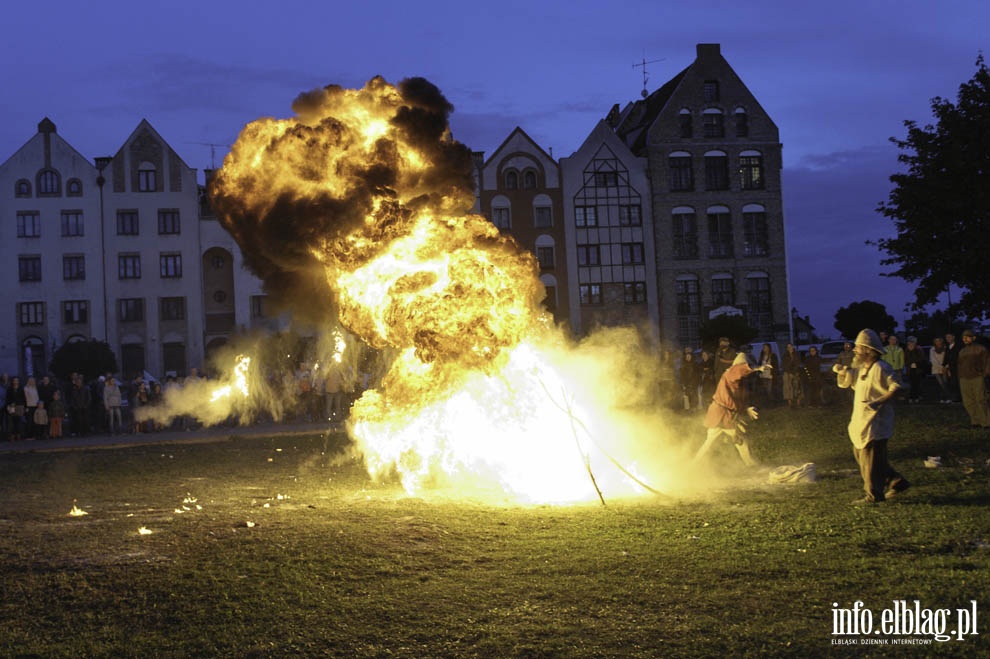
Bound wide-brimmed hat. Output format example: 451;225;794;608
855;329;884;354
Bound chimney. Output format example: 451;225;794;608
38;117;57;134
696;43;721;59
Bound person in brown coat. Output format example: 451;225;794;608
694;352;770;466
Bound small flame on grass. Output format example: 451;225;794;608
137;527;153;535
68;501;88;517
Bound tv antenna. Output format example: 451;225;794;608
187;142;231;169
632;56;666;98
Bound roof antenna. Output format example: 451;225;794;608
632;56;666;98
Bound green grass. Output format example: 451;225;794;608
0;403;987;657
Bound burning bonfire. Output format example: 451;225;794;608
188;76;684;503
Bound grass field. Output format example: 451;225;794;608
0;402;987;657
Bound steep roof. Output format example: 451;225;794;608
611;67;688;156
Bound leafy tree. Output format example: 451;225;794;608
698;314;758;351
833;300;896;339
49;339;118;381
875;54;990;319
903;309;967;345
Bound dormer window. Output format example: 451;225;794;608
66;178;83;196
15;179;31;197
703;80;720;102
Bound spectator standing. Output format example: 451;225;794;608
802;346;824;407
103;377;123;435
5;376;27;441
956;329;990;429
903;336;927;403
929;338;952;403
679;348;701;411
48;390;66;439
944;333;962;402
699;351;716;405
23;377;40;439
32;402;48;440
69;376;91;437
712;337;736;383
756;343;778;406
882;335;905;375
782;343;803;408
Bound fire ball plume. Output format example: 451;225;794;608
209;76;688;503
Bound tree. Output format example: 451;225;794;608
903;309;967;345
698;314;758;351
49;339;118;382
875;54;990;319
833;300;896;339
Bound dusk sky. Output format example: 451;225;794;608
3;0;986;337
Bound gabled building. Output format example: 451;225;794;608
610;43;791;348
476;127;571;325
560;121;657;336
0;119;268;379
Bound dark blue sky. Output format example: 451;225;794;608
3;0;986;336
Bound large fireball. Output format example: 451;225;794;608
209;76;680;502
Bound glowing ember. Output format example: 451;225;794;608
137;527;153;535
210;76;686;503
68;503;88;517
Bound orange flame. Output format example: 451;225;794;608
211;77;678;503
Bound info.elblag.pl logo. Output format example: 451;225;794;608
831;600;979;645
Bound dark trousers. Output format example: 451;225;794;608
853;439;904;501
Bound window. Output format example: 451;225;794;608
15;179;31;197
63;300;88;324
250;295;268;319
624;282;647;304
619;205;642;226
117;210;139;235
534;206;553;228
735;110;749;137
676;277;700;315
18;302;45;326
703;80;720;102
746;274;773;338
38;169;60;195
594;171;618;187
711;276;735;307
213;290;228;303
672;209;698;259
523;170;537;189
579;284;602;305
577;244;601;266
118;298;145;322
679;110;693;138
492;207;511;229
575;206;597;227
17;212;41;238
160;296;186;321
740;153;764;190
703;111;725;138
138;164;157;192
61;210;84;237
19;256;42;282
621;243;645;265
160;253;183;278
63;255;85;280
704;152;729;190
668;154;694;191
536;246;555;270
743;207;769;257
542;285;557;311
158;209;181;234
707;208;734;258
66;179;83;196
118;254;141;279
211;255;226;269
504;171;518;190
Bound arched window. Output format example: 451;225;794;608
702;108;725;138
739;150;764;190
539;274;558;312
504;170;519;190
746;272;773;338
675;274;701;346
742;203;768;256
523;170;537;189
535;235;555;270
66;178;83;196
668;151;693;191
38;169;60;195
532;193;553;228
491;195;511;229
707;204;733;258
704;150;729;190
15;179;31;197
671;206;698;259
